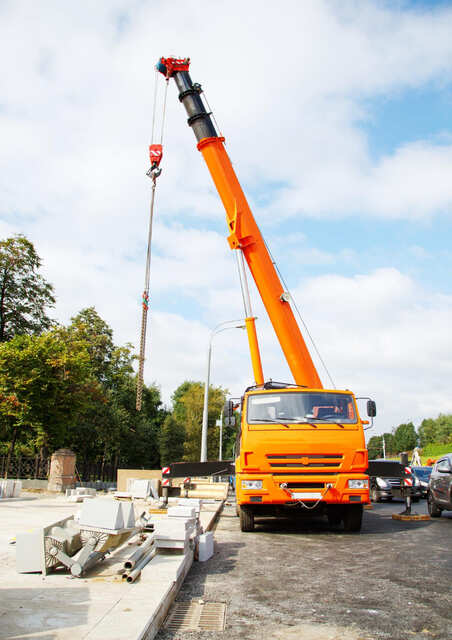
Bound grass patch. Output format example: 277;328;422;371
422;443;452;459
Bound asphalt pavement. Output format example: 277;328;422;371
157;498;452;640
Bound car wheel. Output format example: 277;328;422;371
343;505;363;532
371;487;381;503
239;506;255;532
427;492;442;518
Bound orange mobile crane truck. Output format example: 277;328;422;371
157;57;376;533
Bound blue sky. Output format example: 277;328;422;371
0;0;452;436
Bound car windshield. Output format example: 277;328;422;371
413;467;432;480
247;391;357;424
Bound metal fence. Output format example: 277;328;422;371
76;460;117;483
0;455;50;479
0;455;117;483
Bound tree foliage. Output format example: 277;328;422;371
171;381;227;462
0;235;55;342
418;414;452;447
0;303;167;472
367;435;383;459
0;330;94;462
392;422;417;453
159;414;186;466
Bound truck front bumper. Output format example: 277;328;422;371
237;473;369;506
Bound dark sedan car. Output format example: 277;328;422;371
370;474;421;502
428;453;452;517
411;466;433;498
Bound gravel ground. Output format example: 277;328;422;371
157;498;452;640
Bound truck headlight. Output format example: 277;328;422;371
242;480;263;490
348;479;368;489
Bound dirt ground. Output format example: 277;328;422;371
157;499;452;640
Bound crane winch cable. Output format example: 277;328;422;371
136;75;168;411
263;238;336;389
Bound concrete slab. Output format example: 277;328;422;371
0;494;223;639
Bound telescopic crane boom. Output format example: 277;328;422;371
157;57;322;389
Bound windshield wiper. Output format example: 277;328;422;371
251;419;321;429
252;418;290;428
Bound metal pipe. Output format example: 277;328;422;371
126;547;157;583
123;535;154;570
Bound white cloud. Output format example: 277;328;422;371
0;0;451;435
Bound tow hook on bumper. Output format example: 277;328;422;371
280;482;334;510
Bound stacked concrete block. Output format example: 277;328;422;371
153;517;196;551
167;506;197;519
127;478;151;499
0;479;22;499
66;487;96;502
121;501;137;528
79;499;135;530
198;532;214;562
177;498;202;515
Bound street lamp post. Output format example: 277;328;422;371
200;320;246;462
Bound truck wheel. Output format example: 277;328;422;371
370;487;381;503
427;492;442;518
239;506;254;532
343;505;363;532
327;506;342;527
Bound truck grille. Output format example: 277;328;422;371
284;482;325;489
267;454;343;469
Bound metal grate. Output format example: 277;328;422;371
165;600;226;632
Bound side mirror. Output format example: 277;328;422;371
224;400;234;418
224;416;236;427
437;460;451;473
367;400;377;417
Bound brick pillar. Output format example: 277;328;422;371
47;449;76;492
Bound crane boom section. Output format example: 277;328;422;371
198;137;322;389
159;58;322;389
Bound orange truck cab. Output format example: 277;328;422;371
233;384;373;531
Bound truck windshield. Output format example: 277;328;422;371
247;392;357;424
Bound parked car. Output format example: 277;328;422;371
370;473;421;503
411;466;433;498
427;453;452;517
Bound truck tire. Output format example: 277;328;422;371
327;506;343;527
343;505;363;532
427;492;442;518
239;506;254;532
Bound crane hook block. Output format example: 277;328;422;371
149;144;163;168
156;56;190;78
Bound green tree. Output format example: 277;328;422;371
65;309;165;470
159;414;185;466
418;414;452;447
392;422;417;453
0;330;94;475
382;432;395;456
367;435;383;459
171;381;226;461
67;308;116;382
0;235;55;342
